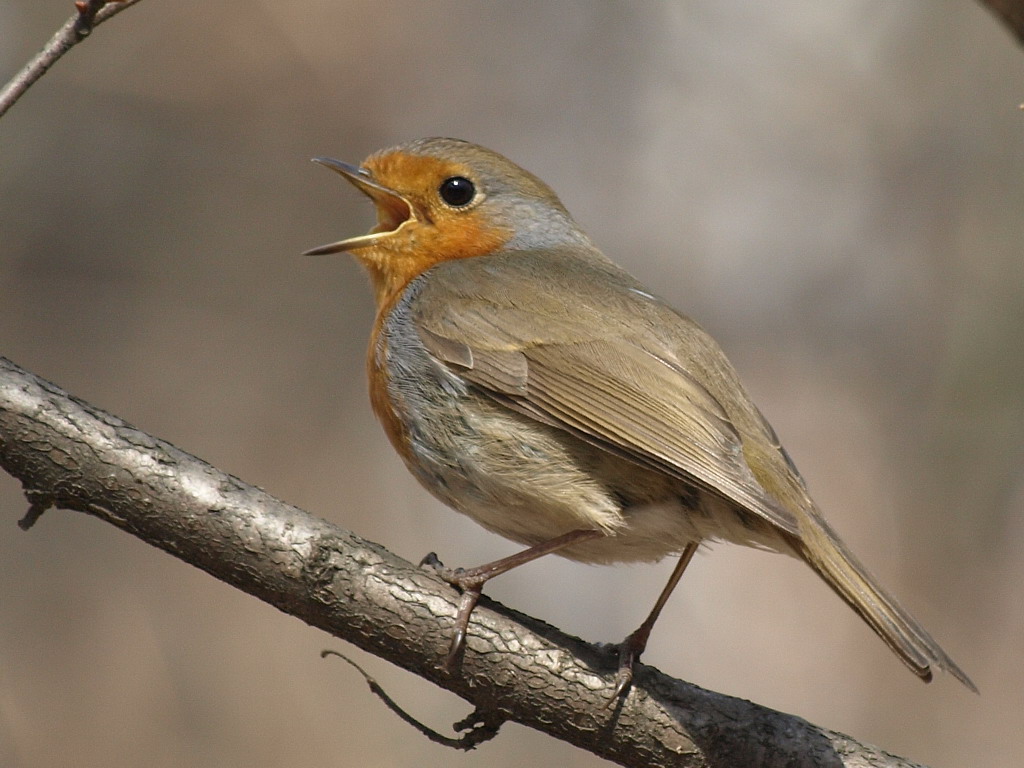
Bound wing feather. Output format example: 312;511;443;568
412;251;800;535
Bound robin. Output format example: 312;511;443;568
305;137;975;697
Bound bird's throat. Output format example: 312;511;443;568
355;216;511;312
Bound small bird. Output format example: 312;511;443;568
306;137;975;697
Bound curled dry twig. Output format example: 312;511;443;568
320;650;505;750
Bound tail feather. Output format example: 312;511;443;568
789;513;977;693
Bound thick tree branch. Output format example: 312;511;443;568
0;355;926;768
0;0;143;119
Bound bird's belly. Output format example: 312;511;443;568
378;354;756;563
374;298;789;563
388;367;624;546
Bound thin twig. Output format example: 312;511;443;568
0;0;144;120
320;650;505;750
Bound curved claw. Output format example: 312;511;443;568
445;624;467;671
419;551;444;569
607;665;635;706
604;627;649;707
444;586;483;671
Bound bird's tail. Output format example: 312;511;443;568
789;512;977;692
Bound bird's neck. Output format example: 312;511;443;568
355;221;511;311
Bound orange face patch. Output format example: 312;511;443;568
352;151;513;310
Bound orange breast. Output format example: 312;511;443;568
358;211;510;461
366;288;414;461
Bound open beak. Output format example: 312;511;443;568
303;157;414;255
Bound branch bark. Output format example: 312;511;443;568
0;356;928;767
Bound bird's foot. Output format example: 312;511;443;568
605;626;650;706
419;552;473;586
418;551;446;571
418;553;484;670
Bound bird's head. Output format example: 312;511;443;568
305;138;585;305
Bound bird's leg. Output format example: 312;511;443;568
420;528;605;670
608;541;699;704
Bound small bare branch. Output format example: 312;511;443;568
321;649;505;750
0;0;143;119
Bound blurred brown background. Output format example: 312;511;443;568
2;2;1022;766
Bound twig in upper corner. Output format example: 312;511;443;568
0;0;144;120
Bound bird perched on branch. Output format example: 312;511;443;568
306;137;975;698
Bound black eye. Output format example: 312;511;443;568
438;176;476;207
